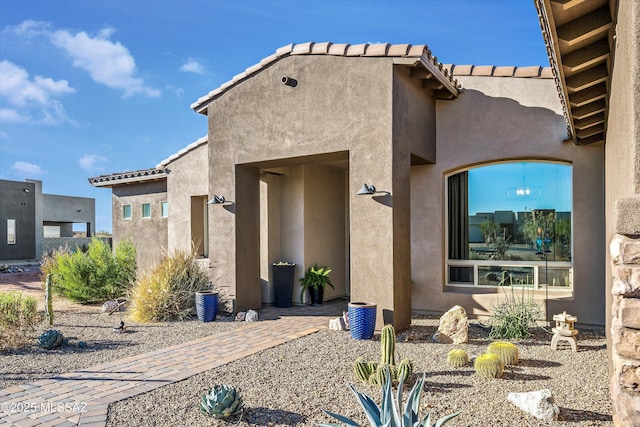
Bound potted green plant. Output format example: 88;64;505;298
299;264;334;306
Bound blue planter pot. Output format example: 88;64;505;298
195;291;218;322
348;302;377;340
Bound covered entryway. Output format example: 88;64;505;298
257;152;349;306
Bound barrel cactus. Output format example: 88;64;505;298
487;341;519;365
396;358;413;383
354;358;375;382
474;353;504;378
38;330;64;349
447;349;469;368
199;385;244;418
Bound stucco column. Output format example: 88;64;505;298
349;147;411;331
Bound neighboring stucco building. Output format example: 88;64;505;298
0;179;95;262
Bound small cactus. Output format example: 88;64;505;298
354;358;374;382
447;349;469;368
487;341;519;365
38;330;64;349
474;353;504;378
380;324;396;366
199;385;243;418
44;274;54;325
396;358;413;383
353;324;413;387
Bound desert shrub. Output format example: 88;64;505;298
43;238;137;303
0;292;42;351
489;275;543;340
128;249;219;322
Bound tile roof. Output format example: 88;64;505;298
88;168;168;187
156;135;207;169
190;42;463;114
442;64;553;78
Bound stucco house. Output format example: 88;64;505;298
0;178;96;262
90;0;640;421
91;36;605;325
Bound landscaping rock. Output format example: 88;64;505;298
329;317;346;331
507;389;560;422
101;300;126;314
235;312;246;322
245;310;259;322
432;305;468;344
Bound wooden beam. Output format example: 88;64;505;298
576;123;605;139
563;39;610;73
556;6;612;47
566;64;609;92
572;99;606;120
569;83;608;107
410;68;433;79
576;133;605;146
574;112;606;130
422;79;444;90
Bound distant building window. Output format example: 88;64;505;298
161;201;168;217
123;205;132;219
142;203;151;218
7;219;16;244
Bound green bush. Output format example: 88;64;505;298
0;291;42;351
489;276;543;340
128;249;219;322
42;238;137;304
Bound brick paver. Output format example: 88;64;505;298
0;302;346;426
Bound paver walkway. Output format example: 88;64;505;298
0;302;346;426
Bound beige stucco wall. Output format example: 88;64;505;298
207;54;415;325
410;75;606;326
112;181;168;273
166;143;209;255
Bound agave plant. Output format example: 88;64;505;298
199;384;244;419
318;366;460;427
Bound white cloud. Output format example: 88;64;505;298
78;154;108;172
0;60;75;125
180;59;205;74
3;20;51;38
51;27;160;97
165;85;185;97
11;161;47;177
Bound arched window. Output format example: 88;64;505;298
447;161;572;288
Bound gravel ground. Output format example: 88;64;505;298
107;318;612;427
1;270;613;426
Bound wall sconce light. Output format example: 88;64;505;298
23;188;30;193
356;183;376;195
207;195;226;205
281;76;297;87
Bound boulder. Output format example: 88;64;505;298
235;312;246;322
507;389;560;422
432;305;468;344
329;317;347;331
245;309;259;322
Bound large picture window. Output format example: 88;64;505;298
447;162;572;289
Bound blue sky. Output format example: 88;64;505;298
0;0;549;233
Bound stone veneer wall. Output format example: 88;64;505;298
610;234;640;426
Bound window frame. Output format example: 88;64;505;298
445;160;573;291
122;204;132;220
141;203;151;219
161;201;168;218
7;219;16;245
